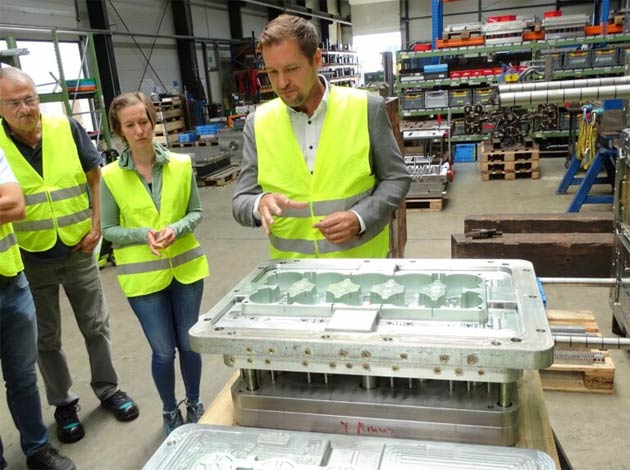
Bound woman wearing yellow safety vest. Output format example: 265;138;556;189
100;92;209;436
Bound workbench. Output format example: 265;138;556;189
199;370;561;469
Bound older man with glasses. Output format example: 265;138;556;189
0;67;139;445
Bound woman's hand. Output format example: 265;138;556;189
147;227;175;256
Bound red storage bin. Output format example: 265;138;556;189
544;10;562;18
412;43;432;51
487;14;516;22
450;71;462;79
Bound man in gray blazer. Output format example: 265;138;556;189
232;14;410;258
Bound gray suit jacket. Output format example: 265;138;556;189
232;93;411;235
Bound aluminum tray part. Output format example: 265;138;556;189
144;424;555;470
541;14;588;39
190;259;554;383
443;22;483;35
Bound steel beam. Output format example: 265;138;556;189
171;0;205;100
85;0;120;110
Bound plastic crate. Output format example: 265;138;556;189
195;124;222;137
453;143;476;163
402;98;425;110
473;87;493;105
424;90;449;109
66;78;96;92
540;50;564;70
402;91;424;110
592;48;618;67
564;51;591;69
544;10;562;18
448;89;472;107
178;131;198;143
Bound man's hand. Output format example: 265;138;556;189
74;228;101;254
259;193;308;235
313;211;360;245
147;227;176;257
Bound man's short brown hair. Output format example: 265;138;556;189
108;92;157;141
259;14;319;60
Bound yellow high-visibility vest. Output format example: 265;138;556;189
0;115;91;251
101;152;209;297
0;223;23;277
255;85;389;258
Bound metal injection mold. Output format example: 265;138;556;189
190;259;553;445
144;424;556;470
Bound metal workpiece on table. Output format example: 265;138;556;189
144;424;556;470
189;258;554;379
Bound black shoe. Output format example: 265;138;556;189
26;444;76;470
54;400;84;444
101;390;139;422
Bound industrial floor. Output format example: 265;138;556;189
1;157;627;469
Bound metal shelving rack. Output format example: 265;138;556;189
396;32;630;145
321;49;360;87
1;30;112;150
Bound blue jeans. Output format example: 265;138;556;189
0;272;48;466
128;278;203;412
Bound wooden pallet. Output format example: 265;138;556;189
541;309;615;394
405;197;444;211
153;133;181;145
197;164;240;187
156;108;183;122
153;96;182;109
154;118;185;133
481;160;540;172
488;137;536;150
169;142;196;148
481;170;540;181
197;138;219;146
480;142;540;163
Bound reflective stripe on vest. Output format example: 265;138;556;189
0;223;23;277
0;115;91;252
255;86;389;259
101;152;209;297
116;246;205;275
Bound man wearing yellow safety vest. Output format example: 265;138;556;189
0;148;75;470
0;67;138;445
232;14;411;259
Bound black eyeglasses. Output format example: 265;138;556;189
0;96;40;109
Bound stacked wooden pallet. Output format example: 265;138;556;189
480;139;541;181
541;309;615;394
405;197;445;212
153;96;185;146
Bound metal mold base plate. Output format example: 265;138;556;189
232;372;519;446
144;424;555;469
190;259;554;380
